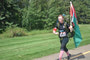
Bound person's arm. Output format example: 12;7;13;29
53;27;59;35
67;24;73;32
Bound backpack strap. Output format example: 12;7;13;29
64;22;70;33
56;22;68;31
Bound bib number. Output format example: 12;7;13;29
60;32;66;37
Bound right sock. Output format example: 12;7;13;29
67;54;71;60
66;51;70;56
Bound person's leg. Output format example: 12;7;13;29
63;37;70;56
59;38;66;60
59;50;64;60
64;46;70;56
63;37;71;60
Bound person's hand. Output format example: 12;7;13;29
54;32;59;35
53;27;59;35
53;31;59;35
69;25;73;32
69;26;72;29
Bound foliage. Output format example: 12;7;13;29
1;22;27;38
1;27;27;38
0;0;29;31
0;0;90;31
22;0;90;30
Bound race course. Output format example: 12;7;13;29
34;44;90;60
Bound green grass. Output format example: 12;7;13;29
0;24;90;60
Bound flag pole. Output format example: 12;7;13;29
70;1;73;32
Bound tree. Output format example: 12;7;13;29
0;0;29;32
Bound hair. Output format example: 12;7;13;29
58;15;64;20
58;15;64;18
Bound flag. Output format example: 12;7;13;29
70;1;82;48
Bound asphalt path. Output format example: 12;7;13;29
34;44;90;60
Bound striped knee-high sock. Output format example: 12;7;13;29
59;50;64;60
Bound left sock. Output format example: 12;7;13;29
66;51;70;56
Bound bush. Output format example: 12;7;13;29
1;27;28;38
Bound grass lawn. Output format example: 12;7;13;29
0;24;90;60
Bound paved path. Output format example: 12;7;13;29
34;44;90;60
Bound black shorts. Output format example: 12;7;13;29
60;37;69;52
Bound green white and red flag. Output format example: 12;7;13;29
70;1;82;48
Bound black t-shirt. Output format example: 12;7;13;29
55;22;70;37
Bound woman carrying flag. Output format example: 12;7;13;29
53;15;72;60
